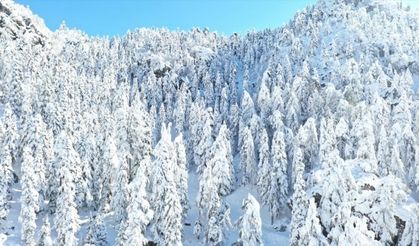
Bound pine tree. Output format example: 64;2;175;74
376;125;390;176
20;146;39;246
154;183;183;245
0;123;13;220
317;152;356;233
21;114;52;204
151;125;183;245
299;198;327;246
127;98;152;180
329;201;378;246
399;205;419;246
285;91;300;133
353;104;377;172
84;214;108;246
270;85;284;115
38;216;53;246
2;104;18;163
299;118;318;169
241;90;255;126
110;135;129;228
74;117;96;209
240;126;257;185
118;168;153;246
257;127;271;197
229;102;240;154
366;175;408;245
259;121;288;224
195;109;214;173
257;79;270;121
290;147;308;245
53;131;80;246
207;124;234;196
389;140;405;181
205;191;231;246
173;134;189;219
319;117;336;167
237;194;263;246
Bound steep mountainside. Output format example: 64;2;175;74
0;0;418;245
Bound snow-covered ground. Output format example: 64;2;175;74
184;172;289;246
413;74;419;94
2;171;288;245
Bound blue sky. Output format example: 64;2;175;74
15;0;419;37
15;0;317;36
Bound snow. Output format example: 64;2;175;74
2;182;118;246
413;74;419;94
184;172;289;245
3;185;22;246
1;0;419;244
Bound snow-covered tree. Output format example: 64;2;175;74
329;201;378;246
83;213;108;246
207;124;234;196
237;194;263;246
0;124;13;220
240;126;257;185
299;117;319;169
20;146;39;246
173;134;189;218
257;127;271;195
118;170;153;246
260;121;288;224
112;104;131;218
53;131;80;246
195;108;214;173
298;198;327;246
335;117;350;160
2;104;18;162
127;98;152;180
21;114;52;198
285;91;300;133
399;205;419;246
153;183;183;245
376;125;390;176
316;152;356;233
151;125;183;245
319;117;336;167
38;216;53;246
353;104;377;172
205;188;231;245
257;79;270;121
290;147;308;245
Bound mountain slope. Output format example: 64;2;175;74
0;0;418;245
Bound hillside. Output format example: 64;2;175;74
0;0;418;245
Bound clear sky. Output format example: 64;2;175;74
15;0;419;37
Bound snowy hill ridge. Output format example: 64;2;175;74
0;0;418;245
0;0;50;45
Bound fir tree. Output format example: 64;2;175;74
118;169;153;246
290;147;308;245
84;214;108;246
38;216;53;246
207;124;234;196
237;194;263;246
240;126;257;185
173;134;189;219
20;146;39;246
299;198;327;246
53;131;80;246
0;123;13;220
151;125;183;245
